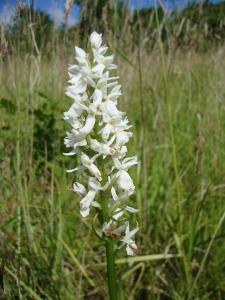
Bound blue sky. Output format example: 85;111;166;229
0;0;223;27
0;0;80;27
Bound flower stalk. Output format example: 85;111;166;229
63;32;139;299
101;193;117;299
105;240;117;300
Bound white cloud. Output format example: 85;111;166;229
0;4;15;26
51;5;64;28
49;3;78;28
67;13;79;28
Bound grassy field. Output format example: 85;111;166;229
1;31;225;299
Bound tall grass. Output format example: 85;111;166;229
1;5;225;298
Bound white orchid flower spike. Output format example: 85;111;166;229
63;31;139;256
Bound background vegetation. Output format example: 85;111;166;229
1;0;225;299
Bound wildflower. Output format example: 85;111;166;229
119;221;139;256
63;32;138;256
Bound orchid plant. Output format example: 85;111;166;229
63;32;139;299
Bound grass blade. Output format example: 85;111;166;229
63;240;95;288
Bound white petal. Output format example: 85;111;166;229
64;130;87;150
113;208;124;220
126;242;137;256
80;207;89;218
118;146;127;158
117;170;135;192
80;191;96;217
111;190;131;202
89;164;102;181
90;139;111;156
107;81;118;88
116;131;132;146
111;186;119;201
126;227;139;240
107;64;117;70
81;153;102;181
100;54;114;66
101;123;113;141
111;84;121;93
112;158;122;169
125;206;139;214
93;89;102;106
80;153;90;165
73;182;86;196
66;167;78;173
88;177;101;191
75;46;86;59
103;100;123;116
90;32;102;49
91;153;100;162
86;76;96;88
68;72;81;82
98;46;108;55
125;221;130;236
63;150;78;156
80;115;95;135
92;64;105;76
123;156;137;164
91;201;101;208
68;64;79;72
113;156;137;171
69;78;87;94
102;220;113;233
63;103;83;124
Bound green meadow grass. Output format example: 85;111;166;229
1;45;225;299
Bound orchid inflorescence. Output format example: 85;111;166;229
63;32;139;256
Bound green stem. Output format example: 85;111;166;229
105;240;117;300
101;193;118;300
